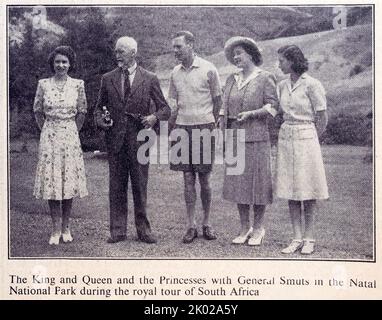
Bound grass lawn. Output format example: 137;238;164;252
9;140;373;260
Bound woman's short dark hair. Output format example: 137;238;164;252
240;43;263;66
48;45;76;73
277;45;308;75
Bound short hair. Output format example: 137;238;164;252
277;45;309;75
239;43;263;66
115;36;138;53
48;46;76;73
173;30;195;46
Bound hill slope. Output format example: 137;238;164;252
104;6;371;68
156;24;373;117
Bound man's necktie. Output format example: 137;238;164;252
123;69;131;99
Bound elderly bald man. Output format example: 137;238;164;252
94;36;170;244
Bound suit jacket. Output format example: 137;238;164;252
94;66;170;154
222;70;278;142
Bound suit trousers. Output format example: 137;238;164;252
108;121;150;238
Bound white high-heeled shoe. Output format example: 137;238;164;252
248;228;265;246
232;227;253;244
62;230;73;243
49;232;61;245
281;239;303;254
301;238;315;255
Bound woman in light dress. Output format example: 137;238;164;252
275;45;329;255
33;46;88;245
219;37;278;246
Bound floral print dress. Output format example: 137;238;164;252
33;76;88;200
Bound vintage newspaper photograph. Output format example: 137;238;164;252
1;0;380;301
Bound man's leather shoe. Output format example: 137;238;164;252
183;228;198;243
202;225;217;240
138;233;157;244
107;235;127;243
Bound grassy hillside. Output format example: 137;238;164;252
156;24;372;119
104;6;371;68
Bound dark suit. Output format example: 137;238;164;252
95;66;170;239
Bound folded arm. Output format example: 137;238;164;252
237;74;279;122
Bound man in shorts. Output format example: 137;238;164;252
168;31;223;243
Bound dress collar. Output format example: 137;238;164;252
287;72;307;92
51;75;72;89
234;67;262;90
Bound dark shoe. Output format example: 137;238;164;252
183;228;198;243
138;233;157;244
202;225;217;240
107;235;127;243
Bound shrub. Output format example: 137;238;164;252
321;112;372;146
349;64;365;77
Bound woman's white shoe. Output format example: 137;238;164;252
62;231;73;243
49;232;61;245
281;239;303;254
301;238;315;255
248;228;265;246
232;227;253;244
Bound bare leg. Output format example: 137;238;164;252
48;200;61;244
288;200;303;240
280;200;304;253
198;172;211;226
62;199;73;242
199;172;217;240
237;204;251;236
183;172;197;229
62;199;72;232
253;205;266;237
303;200;316;239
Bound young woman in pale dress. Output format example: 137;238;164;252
275;45;329;255
33;46;88;245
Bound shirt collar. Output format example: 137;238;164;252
128;62;137;75
181;54;200;70
121;62;137;75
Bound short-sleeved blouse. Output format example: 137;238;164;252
33;76;87;118
277;73;326;123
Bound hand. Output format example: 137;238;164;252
237;111;253;122
96;116;113;130
315;124;326;138
141;114;157;129
217;115;224;130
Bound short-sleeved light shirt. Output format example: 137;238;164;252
168;56;222;125
277;73;327;123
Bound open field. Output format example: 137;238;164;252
9;140;373;260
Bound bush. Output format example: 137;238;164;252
349;64;365;77
321;112;372;146
269;113;372;147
